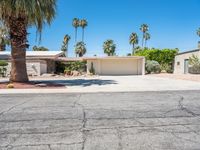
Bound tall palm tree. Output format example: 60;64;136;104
75;42;86;57
0;25;9;51
140;24;149;48
144;32;150;48
72;18;80;42
79;19;88;42
61;34;71;57
0;0;56;82
103;40;116;56
197;28;200;37
129;32;139;54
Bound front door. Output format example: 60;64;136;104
184;59;189;74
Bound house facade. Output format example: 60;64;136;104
0;51;64;76
174;49;200;74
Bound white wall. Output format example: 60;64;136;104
87;58;145;75
174;51;200;74
6;60;47;76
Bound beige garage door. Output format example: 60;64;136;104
100;59;139;75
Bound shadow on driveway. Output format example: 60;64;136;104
36;79;118;87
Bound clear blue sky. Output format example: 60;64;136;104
28;0;200;57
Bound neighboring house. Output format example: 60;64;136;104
0;51;64;76
174;49;200;74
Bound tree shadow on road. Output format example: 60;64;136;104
36;79;118;87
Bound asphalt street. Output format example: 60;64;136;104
0;91;200;150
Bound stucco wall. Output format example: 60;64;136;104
87;58;145;75
174;51;200;74
6;60;47;76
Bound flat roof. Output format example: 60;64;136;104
82;56;145;60
0;51;64;59
56;56;145;62
177;49;200;55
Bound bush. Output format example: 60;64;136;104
89;62;95;75
146;60;161;74
7;83;14;88
65;61;86;72
0;60;8;77
189;54;200;74
160;63;173;73
56;61;87;74
135;48;178;73
0;60;8;66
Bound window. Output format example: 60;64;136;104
177;62;180;65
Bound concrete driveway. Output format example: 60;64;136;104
1;75;200;94
1;91;200;150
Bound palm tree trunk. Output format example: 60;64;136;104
75;27;77;42
132;44;135;55
82;28;84;42
145;40;147;48
142;33;144;48
9;15;28;82
65;43;68;57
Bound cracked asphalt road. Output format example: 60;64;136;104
1;91;200;150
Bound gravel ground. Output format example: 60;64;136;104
148;73;200;82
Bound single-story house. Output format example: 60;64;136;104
174;49;200;74
1;51;145;76
0;51;64;76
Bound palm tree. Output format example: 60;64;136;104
103;40;116;56
197;28;200;37
72;18;80;42
0;0;56;82
75;42;86;57
140;24;149;48
144;32;150;48
79;19;88;42
61;34;71;57
0;23;9;51
129;33;139;54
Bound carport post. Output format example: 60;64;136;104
142;57;145;75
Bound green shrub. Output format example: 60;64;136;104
160;63;173;73
0;60;8;77
189;54;200;74
146;60;161;74
0;60;8;66
89;62;95;75
56;61;87;74
135;48;178;73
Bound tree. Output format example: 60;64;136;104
140;24;149;48
75;42;86;57
79;19;88;42
129;32;138;54
72;18;80;42
0;0;56;82
0;23;10;51
144;32;150;48
32;46;49;51
61;34;71;57
197;27;200;37
103;40;116;56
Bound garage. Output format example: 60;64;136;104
86;56;145;75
